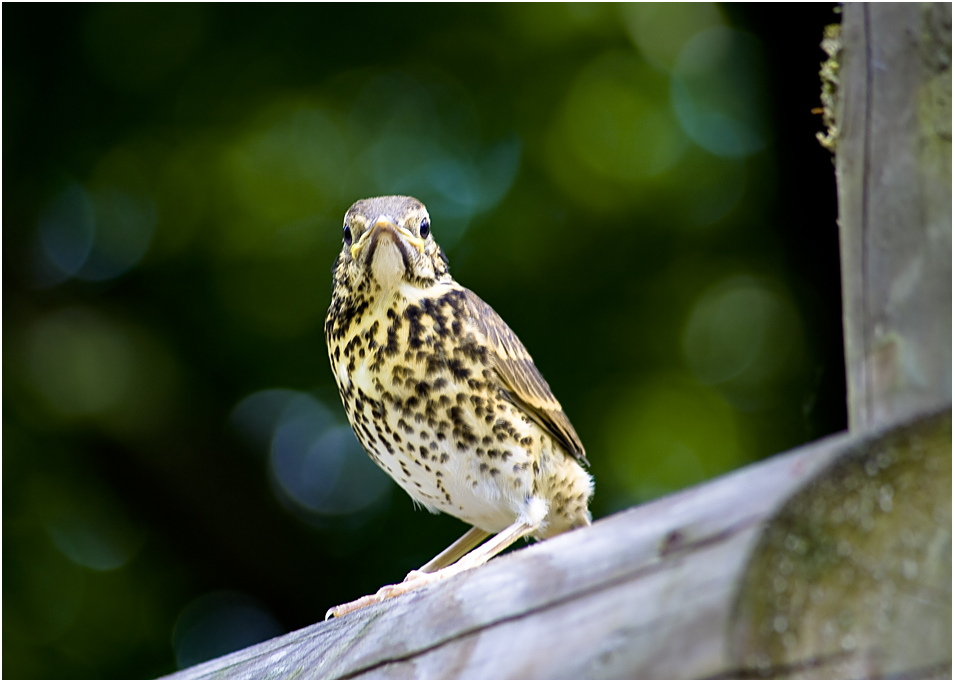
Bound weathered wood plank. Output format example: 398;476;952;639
165;408;950;680
836;3;952;430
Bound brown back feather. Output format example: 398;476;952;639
462;289;587;463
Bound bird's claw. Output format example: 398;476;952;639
325;571;440;619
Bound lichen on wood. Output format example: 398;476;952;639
730;410;952;678
817;21;843;152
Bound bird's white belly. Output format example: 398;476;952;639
374;440;525;534
355;382;533;533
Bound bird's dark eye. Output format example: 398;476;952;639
420;217;431;238
343;225;352;247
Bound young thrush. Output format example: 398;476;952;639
324;195;593;618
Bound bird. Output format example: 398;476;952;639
324;195;593;618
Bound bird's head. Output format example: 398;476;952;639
333;195;450;294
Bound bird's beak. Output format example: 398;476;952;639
350;215;425;260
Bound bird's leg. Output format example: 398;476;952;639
433;517;538;573
326;500;547;619
413;525;491;575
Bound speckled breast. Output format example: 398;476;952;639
326;288;541;533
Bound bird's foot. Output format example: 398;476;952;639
325;516;542;619
325;568;447;619
403;568;429;582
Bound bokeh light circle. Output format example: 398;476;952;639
683;276;804;410
560;51;687;182
671;27;771;158
232;390;393;521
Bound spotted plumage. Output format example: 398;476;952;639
324;195;593;616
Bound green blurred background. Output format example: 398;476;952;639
4;3;846;678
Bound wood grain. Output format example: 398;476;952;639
836;3;952;430
165;409;951;680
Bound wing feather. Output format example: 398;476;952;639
461;289;587;462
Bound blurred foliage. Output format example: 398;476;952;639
3;4;846;678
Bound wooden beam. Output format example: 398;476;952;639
165;408;950;679
836;3;952;430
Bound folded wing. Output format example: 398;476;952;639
462;289;587;463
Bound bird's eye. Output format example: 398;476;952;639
419;217;431;238
343;225;352;247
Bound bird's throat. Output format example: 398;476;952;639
369;238;406;292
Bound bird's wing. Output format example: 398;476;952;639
461;288;587;463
